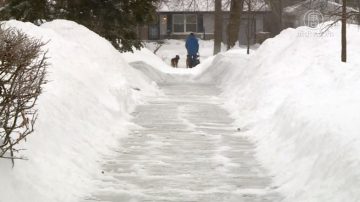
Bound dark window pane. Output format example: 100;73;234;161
173;14;184;24
186;15;197;24
186;24;197;32
174;24;185;32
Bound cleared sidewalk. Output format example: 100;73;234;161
85;83;281;202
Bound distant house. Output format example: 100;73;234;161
138;1;275;45
283;0;359;28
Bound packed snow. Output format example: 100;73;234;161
124;23;360;202
195;24;360;202
1;18;360;202
84;82;281;201
0;20;159;202
120;23;360;201
144;39;220;69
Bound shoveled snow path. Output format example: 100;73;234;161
84;83;281;202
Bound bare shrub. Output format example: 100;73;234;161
0;24;48;165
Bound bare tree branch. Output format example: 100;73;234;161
0;24;48;166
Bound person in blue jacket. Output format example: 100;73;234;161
185;33;199;68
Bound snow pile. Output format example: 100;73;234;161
144;39;223;69
122;39;252;84
2;17;358;202
122;40;220;83
200;24;360;201
122;47;195;83
0;20;158;202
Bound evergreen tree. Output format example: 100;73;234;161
0;0;49;24
0;0;159;52
53;0;158;52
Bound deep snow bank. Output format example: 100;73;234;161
0;20;158;202
200;24;360;201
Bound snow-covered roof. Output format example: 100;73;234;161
157;0;270;12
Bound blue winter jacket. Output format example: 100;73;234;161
185;35;199;55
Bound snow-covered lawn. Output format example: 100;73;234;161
1;19;360;202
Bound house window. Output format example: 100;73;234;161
173;14;185;32
186;15;197;32
173;14;197;33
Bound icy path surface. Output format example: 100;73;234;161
84;83;281;202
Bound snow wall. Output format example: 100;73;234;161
198;24;360;202
0;20;159;202
1;19;360;202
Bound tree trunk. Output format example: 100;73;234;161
357;0;360;25
267;0;283;35
246;1;251;54
227;0;244;50
341;0;347;63
213;0;222;55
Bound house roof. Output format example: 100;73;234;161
157;0;270;12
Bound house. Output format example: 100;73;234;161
139;0;275;45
